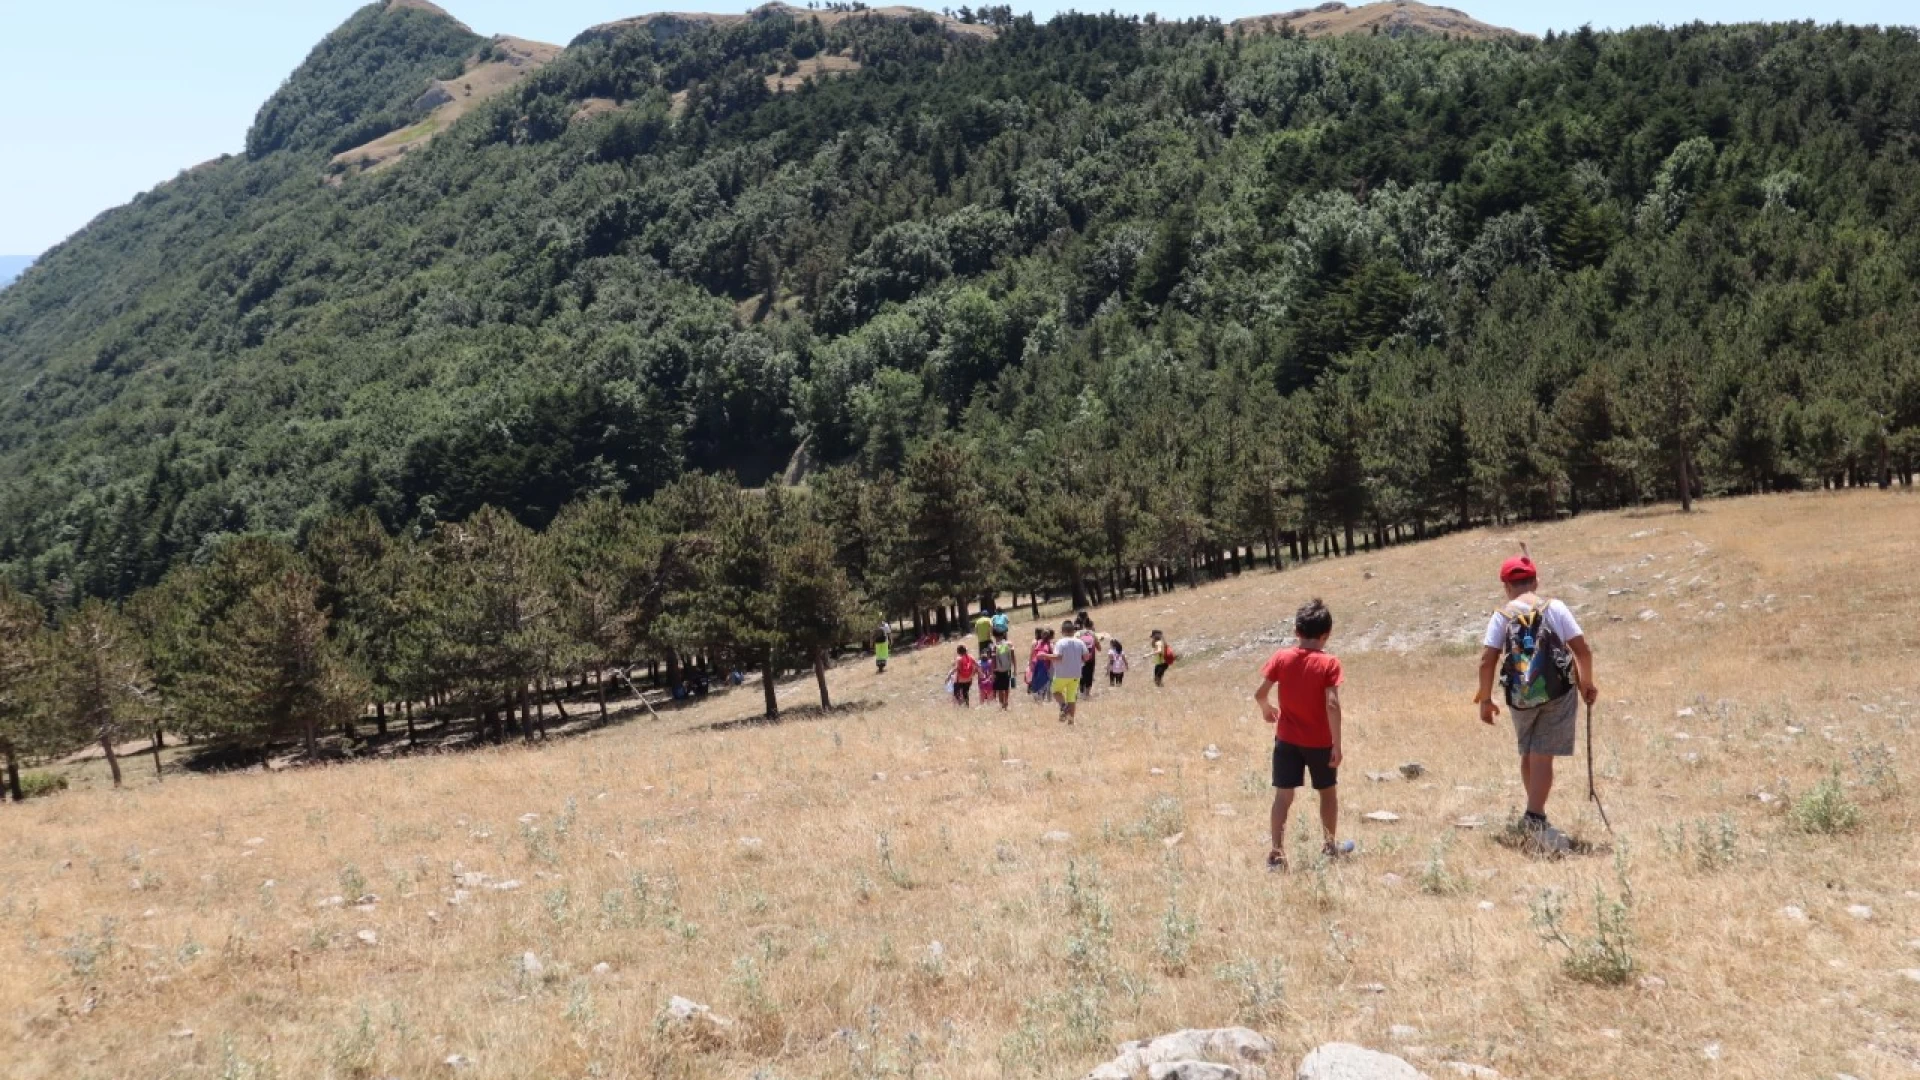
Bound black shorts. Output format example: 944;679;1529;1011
1079;664;1095;690
993;672;1012;693
1272;741;1337;790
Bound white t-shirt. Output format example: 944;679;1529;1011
1483;598;1584;650
1109;649;1128;674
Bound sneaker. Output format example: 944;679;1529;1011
1534;826;1572;855
1266;850;1287;873
1323;840;1356;859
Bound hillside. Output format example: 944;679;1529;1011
5;491;1916;1078
1;3;1919;605
0;256;29;289
1233;1;1520;40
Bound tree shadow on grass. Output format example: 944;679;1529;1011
694;699;883;734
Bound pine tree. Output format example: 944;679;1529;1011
546;497;656;719
773;507;863;710
900;436;1007;626
435;506;565;742
0;585;53;801
53;601;155;788
187;569;365;759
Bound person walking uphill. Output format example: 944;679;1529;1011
1476;549;1599;853
1254;599;1349;872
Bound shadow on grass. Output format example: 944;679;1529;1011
694;699;883;734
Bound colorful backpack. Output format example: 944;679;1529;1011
991;612;1010;635
1498;599;1572;708
995;639;1015;673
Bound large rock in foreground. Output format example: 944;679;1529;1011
1084;1028;1277;1080
1297;1043;1430;1080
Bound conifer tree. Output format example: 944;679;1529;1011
53;601;155;788
187;569;364;759
773;507;863;710
900;436;1007;625
0;585;52;801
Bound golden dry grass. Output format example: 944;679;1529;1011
5;491;1919;1079
329;36;563;179
1232;1;1521;41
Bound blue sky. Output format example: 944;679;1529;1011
1;0;1914;258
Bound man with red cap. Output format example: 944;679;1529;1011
1475;548;1598;851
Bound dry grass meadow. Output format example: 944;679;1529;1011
5;491;1918;1079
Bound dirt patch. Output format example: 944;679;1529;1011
571;97;622;123
767;52;860;93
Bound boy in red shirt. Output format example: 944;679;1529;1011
1253;599;1347;872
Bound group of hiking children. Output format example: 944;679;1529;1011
1259;547;1600;868
879;546;1596;863
933;609;1178;724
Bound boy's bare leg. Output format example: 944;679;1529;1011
1270;788;1295;856
1317;786;1339;846
1521;753;1554;817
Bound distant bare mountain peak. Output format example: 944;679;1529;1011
1234;1;1522;40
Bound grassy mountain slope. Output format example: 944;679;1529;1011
1233;1;1522;40
2;5;1919;603
8;491;1917;1078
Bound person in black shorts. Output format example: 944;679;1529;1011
1254;599;1349;872
991;632;1016;710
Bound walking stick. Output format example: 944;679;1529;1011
1586;699;1613;833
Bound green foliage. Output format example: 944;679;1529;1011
0;10;1917;727
1790;771;1862;835
1532;847;1637;985
248;2;482;157
18;770;69;799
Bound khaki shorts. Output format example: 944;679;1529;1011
1512;691;1578;757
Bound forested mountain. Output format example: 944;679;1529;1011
3;0;1920;606
0;259;31;290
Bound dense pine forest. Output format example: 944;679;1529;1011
2;1;1919;779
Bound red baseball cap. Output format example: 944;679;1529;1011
1499;556;1537;583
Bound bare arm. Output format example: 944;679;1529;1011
1477;646;1502;724
1255;678;1278;724
1326;685;1344;767
1566;635;1598;703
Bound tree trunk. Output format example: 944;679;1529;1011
101;729;123;788
3;741;21;802
404;701;416;743
374;701;388;737
814;650;832;710
151;728;164;779
762;663;780;719
1675;443;1694;513
597;677;609;721
548;679;570;723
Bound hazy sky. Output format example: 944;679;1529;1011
1;0;1913;258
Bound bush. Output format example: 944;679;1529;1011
18;771;68;799
1790;773;1861;834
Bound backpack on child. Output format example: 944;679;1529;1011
1497;598;1573;709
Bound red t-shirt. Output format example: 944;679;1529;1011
1261;646;1344;748
955;655;978;681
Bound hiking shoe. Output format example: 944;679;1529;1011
1323;840;1356;859
1266;850;1287;873
1533;826;1572;855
